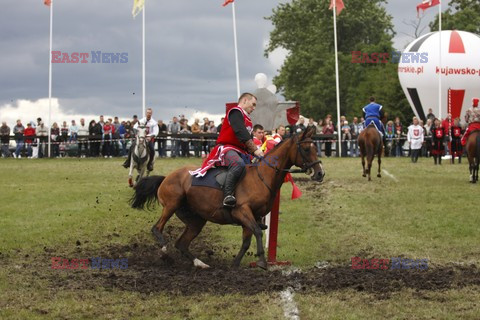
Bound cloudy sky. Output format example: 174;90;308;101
0;0;444;125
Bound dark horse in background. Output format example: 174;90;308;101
130;127;324;269
466;131;480;183
358;123;383;181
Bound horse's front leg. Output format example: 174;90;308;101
232;206;267;269
128;162;135;187
232;226;253;267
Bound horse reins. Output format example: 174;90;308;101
255;138;322;196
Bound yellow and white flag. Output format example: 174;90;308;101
132;0;145;18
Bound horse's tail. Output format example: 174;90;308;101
366;136;374;160
130;175;166;210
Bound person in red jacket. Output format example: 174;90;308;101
442;113;452;156
450;117;463;164
103;120;113;158
431;119;445;165
24;122;36;158
190;93;264;207
252;124;265;147
461;97;480;146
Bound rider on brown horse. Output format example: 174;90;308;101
190;93;264;208
362;96;385;138
461;98;480;146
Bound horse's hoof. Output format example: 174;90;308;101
362;174;366;177
377;174;381;178
193;258;210;269
256;259;268;270
128;178;133;187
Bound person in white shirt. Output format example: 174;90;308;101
69;120;79;143
77;118;89;157
407;117;424;163
122;108;159;171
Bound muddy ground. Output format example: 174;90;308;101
2;226;479;299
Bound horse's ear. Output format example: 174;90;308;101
301;126;315;140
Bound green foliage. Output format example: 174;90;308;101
266;0;414;122
429;0;480;33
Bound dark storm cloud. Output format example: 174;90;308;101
0;0;444;121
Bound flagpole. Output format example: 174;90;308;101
48;0;53;158
231;2;240;99
142;4;146;118
333;4;342;157
438;1;442;120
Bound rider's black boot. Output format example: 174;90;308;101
223;166;243;208
147;147;155;171
123;148;132;168
122;149;132;168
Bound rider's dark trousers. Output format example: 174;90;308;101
223;150;246;197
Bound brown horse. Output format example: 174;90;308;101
130;126;324;269
466;131;480;183
358;123;383;181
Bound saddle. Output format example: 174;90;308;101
191;167;229;190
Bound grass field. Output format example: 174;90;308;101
0;156;479;319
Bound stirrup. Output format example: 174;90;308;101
223;195;236;208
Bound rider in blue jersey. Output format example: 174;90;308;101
362;96;385;136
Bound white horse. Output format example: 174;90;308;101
128;126;150;188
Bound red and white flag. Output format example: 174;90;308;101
417;0;440;15
329;0;345;15
222;0;234;7
44;0;51;6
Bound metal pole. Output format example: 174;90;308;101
232;2;241;99
142;6;146;118
48;0;53;158
438;2;442;119
333;4;342;156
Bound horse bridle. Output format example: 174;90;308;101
258;138;322;174
290;139;323;174
255;138;322;197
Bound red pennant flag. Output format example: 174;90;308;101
417;0;440;15
222;0;234;7
44;0;51;6
284;173;302;200
329;0;345;15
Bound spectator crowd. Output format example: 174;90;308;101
0;107;466;164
